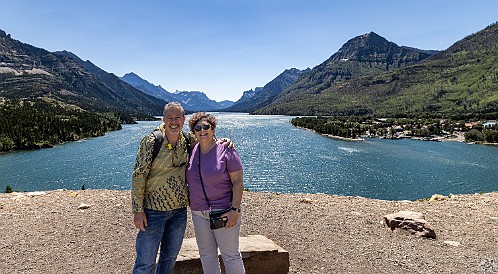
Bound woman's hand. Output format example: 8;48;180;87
223;211;239;228
218;138;235;150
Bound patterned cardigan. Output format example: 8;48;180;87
131;126;190;213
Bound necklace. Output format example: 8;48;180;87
163;128;178;150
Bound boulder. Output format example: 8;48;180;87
77;203;93;210
443;240;461;247
429;194;446;202
384;211;436;239
174;235;289;274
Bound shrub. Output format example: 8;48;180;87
5;185;12;193
465;129;484;142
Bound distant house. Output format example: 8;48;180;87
394;125;403;132
464;122;479;128
483;121;498;127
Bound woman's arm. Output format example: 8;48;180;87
225;169;243;228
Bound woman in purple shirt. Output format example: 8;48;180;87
186;112;245;274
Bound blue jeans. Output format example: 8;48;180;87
133;207;187;274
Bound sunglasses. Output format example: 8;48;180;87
193;124;212;132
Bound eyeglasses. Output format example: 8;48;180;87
193;124;212;132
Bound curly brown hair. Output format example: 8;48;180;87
188;112;217;133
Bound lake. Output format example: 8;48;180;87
1;113;497;200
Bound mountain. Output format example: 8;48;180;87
120;72;234;111
401;46;440;56
120;72;178;103
0;29;165;118
224;68;308;113
254;23;498;117
54;51;166;116
172;90;229;111
237;87;263;104
255;32;436;114
217;100;235;109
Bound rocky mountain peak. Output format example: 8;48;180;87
283;67;302;74
122;72;140;79
362;31;387;44
121;72;148;86
332;31;394;61
55;50;80;61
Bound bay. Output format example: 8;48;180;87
0;113;497;200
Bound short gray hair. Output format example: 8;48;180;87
163;102;184;116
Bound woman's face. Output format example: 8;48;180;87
193;118;214;141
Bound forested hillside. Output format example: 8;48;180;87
0;98;122;151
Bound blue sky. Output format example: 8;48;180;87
1;1;497;101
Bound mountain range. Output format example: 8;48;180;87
0;27;237;123
2;21;498;121
0;29;165;120
224;68;309;113
253;24;498;117
120;72;234;111
252;31;438;114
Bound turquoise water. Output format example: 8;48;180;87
1;113;497;200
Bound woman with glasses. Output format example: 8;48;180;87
186;112;245;274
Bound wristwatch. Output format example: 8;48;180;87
231;207;241;213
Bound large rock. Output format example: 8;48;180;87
174;235;289;274
383;211;436;239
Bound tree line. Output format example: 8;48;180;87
0;99;122;152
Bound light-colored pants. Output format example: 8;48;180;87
191;209;245;274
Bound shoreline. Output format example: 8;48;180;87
297;125;498;145
5;188;496;202
323;133;364;142
298;126;365;141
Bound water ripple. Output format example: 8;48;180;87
1;113;497;200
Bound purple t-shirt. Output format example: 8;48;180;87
186;142;243;211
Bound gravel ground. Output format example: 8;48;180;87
0;190;497;273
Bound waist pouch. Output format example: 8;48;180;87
209;208;231;230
